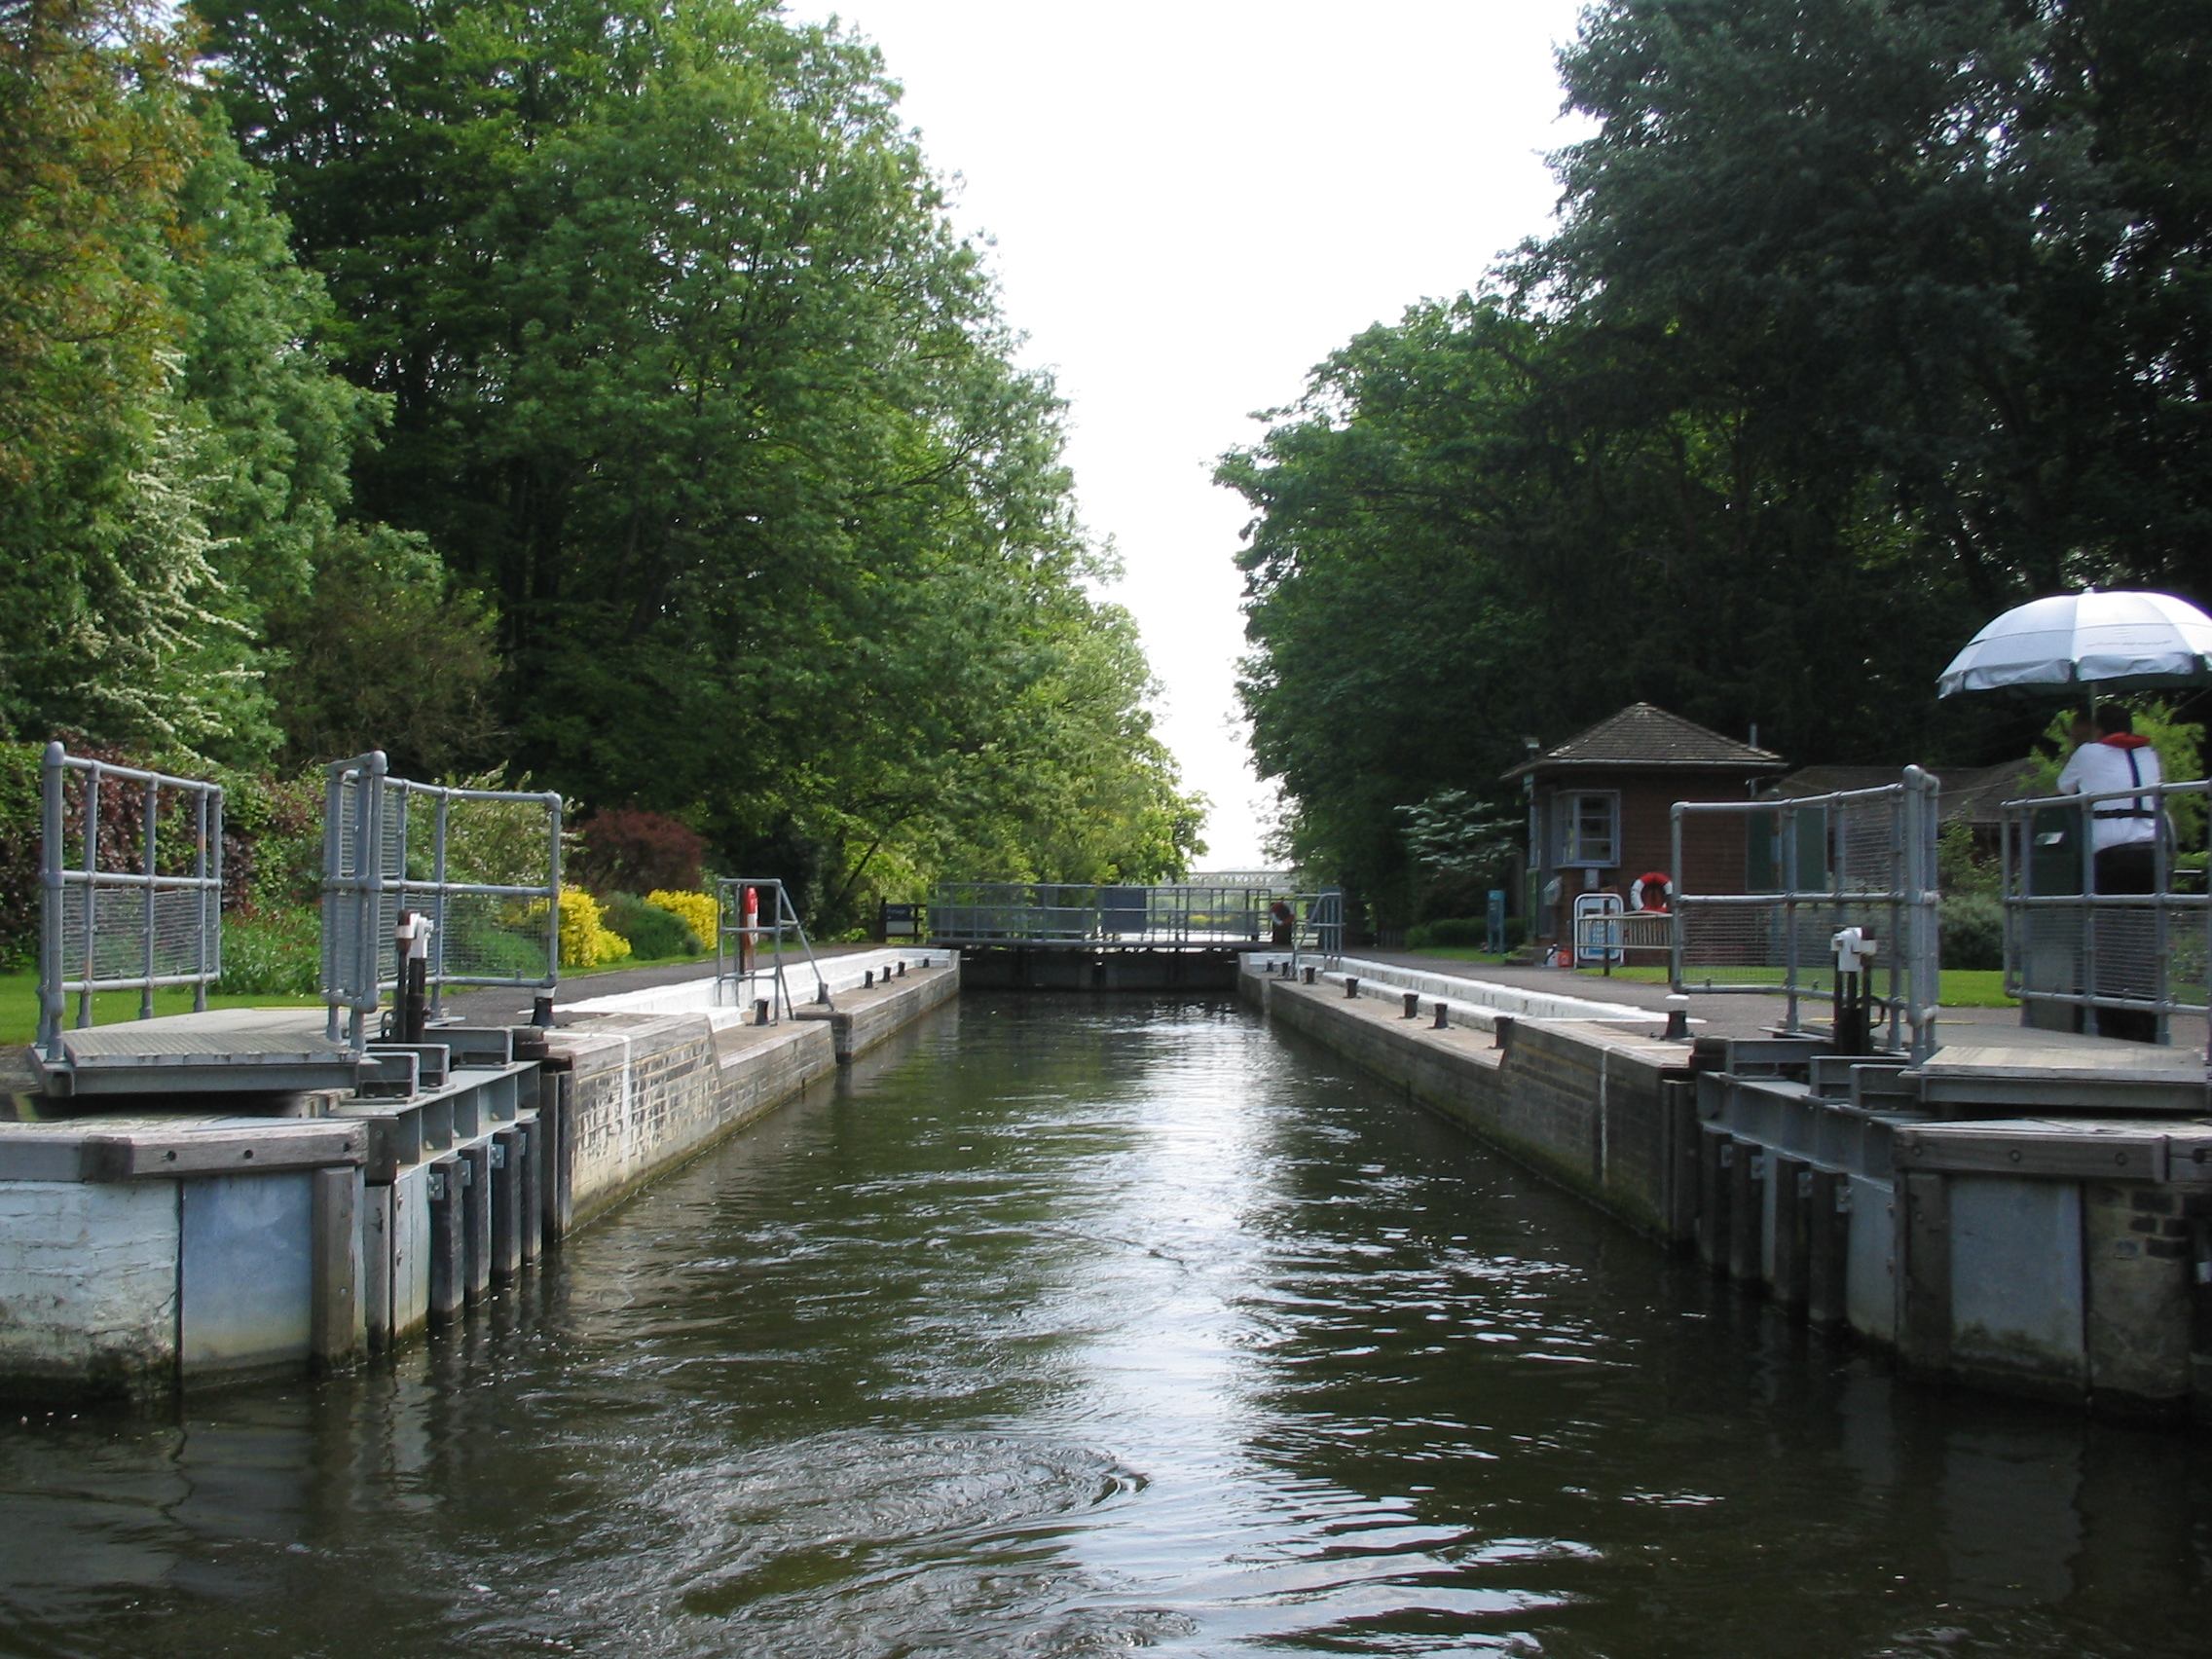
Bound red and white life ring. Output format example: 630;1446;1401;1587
1629;870;1672;913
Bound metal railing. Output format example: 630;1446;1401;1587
1672;767;1940;1062
714;878;830;1020
2000;777;2209;1051
929;882;1318;946
37;743;224;1061
321;753;563;1050
1572;908;1673;969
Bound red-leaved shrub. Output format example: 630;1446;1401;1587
572;808;704;895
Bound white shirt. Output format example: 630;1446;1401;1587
2056;739;2163;850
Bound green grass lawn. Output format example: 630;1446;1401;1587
1567;962;2016;1008
0;950;720;1049
0;970;322;1048
1392;946;1518;967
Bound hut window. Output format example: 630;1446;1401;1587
1560;793;1618;867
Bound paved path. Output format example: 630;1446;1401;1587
436;941;885;1026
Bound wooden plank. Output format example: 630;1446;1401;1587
310;1165;363;1370
1696;1126;1730;1272
82;1123;363;1181
1899;1171;1951;1374
1662;1079;1700;1247
361;1182;393;1351
515;1112;542;1267
426;1156;465;1326
1805;1166;1848;1326
460;1142;492;1304
1771;1155;1809;1308
1894;1126;2168;1181
1727;1138;1763;1284
490;1127;524;1283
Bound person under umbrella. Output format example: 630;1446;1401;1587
2056;704;2164;1041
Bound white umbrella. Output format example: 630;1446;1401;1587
1936;590;2212;697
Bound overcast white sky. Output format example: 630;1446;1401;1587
788;0;1595;867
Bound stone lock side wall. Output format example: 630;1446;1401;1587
1247;966;1684;1238
551;1014;837;1229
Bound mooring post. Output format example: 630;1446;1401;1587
1344;977;1359;999
1401;991;1419;1018
1432;1000;1449;1029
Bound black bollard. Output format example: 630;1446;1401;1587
1344;977;1359;999
532;993;554;1028
754;998;770;1026
1433;1000;1449;1029
1303;965;1316;984
865;970;874;988
1402;991;1419;1018
1664;994;1690;1042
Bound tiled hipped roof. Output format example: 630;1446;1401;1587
1506;703;1784;779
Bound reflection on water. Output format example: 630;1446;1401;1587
0;996;2205;1657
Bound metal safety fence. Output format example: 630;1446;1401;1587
321;753;563;1049
928;882;1323;948
37;744;224;1061
1671;767;1940;1062
714;878;830;1021
2000;777;2210;1051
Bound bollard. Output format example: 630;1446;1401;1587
865;970;874;988
898;960;906;977
1664;993;1690;1042
1303;965;1316;984
532;993;554;1028
1432;1000;1449;1029
1344;977;1359;999
1493;1013;1515;1051
755;998;770;1026
1402;991;1419;1018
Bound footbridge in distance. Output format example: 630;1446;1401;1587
928;878;1341;990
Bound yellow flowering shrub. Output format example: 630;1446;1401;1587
522;886;633;968
645;888;719;947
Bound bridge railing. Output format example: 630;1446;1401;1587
930;882;1328;948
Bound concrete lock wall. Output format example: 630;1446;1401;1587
0;961;962;1401
1239;957;2212;1425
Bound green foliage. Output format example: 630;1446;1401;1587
1406;917;1490;948
1228;0;2212;907
598;892;701;960
193;0;1201;922
214;904;318;995
261;526;504;779
0;741;40;970
1939;892;2007;973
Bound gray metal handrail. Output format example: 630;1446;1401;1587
321;753;562;1050
714;877;830;1020
37;743;224;1061
1671;766;1940;1062
1998;775;2210;1051
928;881;1319;947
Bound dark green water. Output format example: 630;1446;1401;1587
0;996;2206;1657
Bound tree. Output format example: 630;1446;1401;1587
202;0;1201;915
1224;0;2212;915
